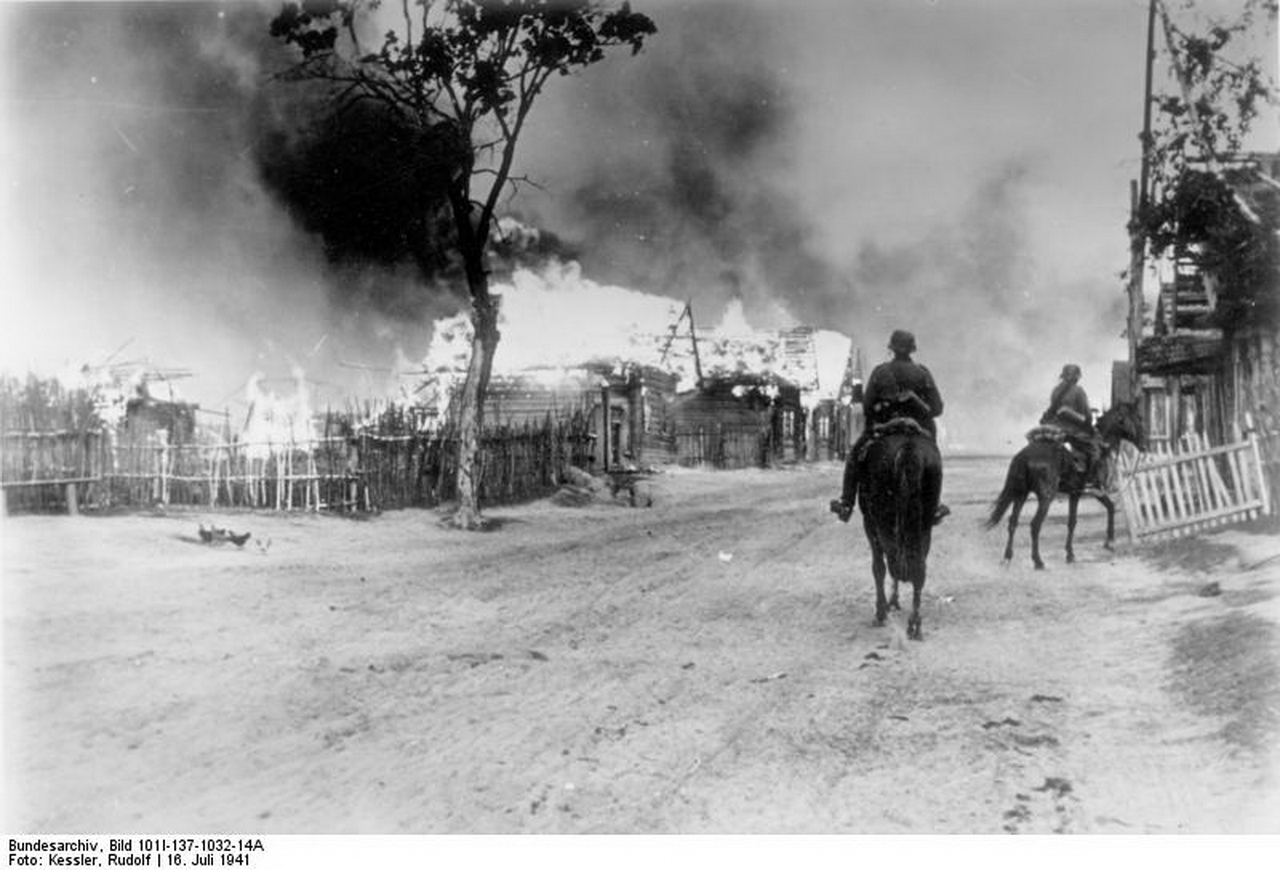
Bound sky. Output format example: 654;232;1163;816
1;0;1276;450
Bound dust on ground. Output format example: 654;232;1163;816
3;457;1277;833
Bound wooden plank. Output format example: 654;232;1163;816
1120;478;1140;543
1;476;101;488
1139;467;1163;528
1205;450;1232;507
1135;468;1154;529
1188;432;1216;512
1226;445;1248;510
1251;433;1273;516
1181;448;1202;514
1131;439;1261;472
1166;451;1190;520
1132;500;1265;537
1153;461;1175;523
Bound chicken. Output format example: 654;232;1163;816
198;524;215;544
226;531;251;547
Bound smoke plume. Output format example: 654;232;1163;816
3;0;1139;450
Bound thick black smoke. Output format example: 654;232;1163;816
5;0;1135;447
2;1;473;408
534;1;843;324
253;97;470;318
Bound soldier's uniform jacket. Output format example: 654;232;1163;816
1040;381;1093;439
863;359;944;434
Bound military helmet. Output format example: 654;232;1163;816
888;330;917;354
1060;363;1082;381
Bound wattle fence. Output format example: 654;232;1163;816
1;405;596;516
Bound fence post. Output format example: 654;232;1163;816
1249;431;1272;516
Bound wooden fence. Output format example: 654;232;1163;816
672;424;772;470
1;410;596;515
1117;431;1272;542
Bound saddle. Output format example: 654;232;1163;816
1025;424;1066;444
1030;425;1108;488
871;417;931;439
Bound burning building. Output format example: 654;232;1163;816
418;261;859;470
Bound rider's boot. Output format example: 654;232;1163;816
1087;443;1107;490
830;456;858;522
933;503;950;525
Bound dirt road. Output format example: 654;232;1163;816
3;457;1278;833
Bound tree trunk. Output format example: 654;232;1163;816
451;289;499;529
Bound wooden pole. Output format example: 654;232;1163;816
1126;0;1158;403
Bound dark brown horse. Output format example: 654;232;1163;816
985;402;1144;569
859;419;943;640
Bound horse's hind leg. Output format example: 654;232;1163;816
1003;496;1026;563
907;579;924;641
1098;494;1116;550
870;538;889;626
1065;494;1080;564
1029;493;1052;570
888;552;902;611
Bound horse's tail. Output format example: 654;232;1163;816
894;437;928;545
984;452;1026;530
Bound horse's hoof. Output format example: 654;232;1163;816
1066;554;1075;564
1103;542;1115;552
1034;562;1045;571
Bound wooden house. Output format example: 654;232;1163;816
481;363;679;471
1119;151;1279;538
1131;152;1279;449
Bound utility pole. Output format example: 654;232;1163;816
685;302;704;389
1126;0;1158;402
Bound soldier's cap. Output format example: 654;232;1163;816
1060;363;1082;380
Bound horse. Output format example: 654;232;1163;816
984;402;1144;569
859;418;944;640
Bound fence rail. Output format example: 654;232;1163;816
1118;431;1271;542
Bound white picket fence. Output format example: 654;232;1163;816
1117;432;1272;542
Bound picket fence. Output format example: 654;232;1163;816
1117;431;1272;542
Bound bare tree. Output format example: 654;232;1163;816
1145;0;1277;191
270;0;655;528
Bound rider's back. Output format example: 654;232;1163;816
865;359;944;432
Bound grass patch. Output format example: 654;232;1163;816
1167;612;1280;754
1142;537;1239;575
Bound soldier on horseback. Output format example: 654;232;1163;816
830;329;949;524
1040;363;1107;490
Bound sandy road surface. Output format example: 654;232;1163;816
3;457;1278;833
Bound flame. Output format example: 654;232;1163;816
420;261;856;416
240;367;316;455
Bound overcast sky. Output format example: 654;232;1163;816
2;0;1275;449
